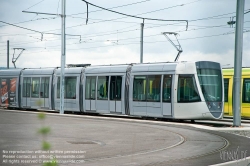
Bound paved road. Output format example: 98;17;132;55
0;109;250;166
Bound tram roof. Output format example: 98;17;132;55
222;67;250;76
0;69;23;76
22;68;56;75
85;64;130;74
131;62;177;73
56;67;84;75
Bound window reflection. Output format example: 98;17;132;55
133;75;161;102
243;79;250;103
97;76;109;100
31;78;40;98
85;76;96;100
224;78;229;102
163;75;172;102
57;77;77;99
178;75;201;102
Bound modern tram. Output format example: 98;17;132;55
0;61;224;120
223;68;250;117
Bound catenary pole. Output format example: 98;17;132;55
60;0;66;114
140;22;144;63
7;40;9;69
233;0;245;127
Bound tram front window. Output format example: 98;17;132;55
197;69;222;102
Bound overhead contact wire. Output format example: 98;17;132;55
82;0;188;30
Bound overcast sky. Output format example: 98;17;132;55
0;0;249;68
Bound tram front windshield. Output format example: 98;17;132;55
197;69;222;102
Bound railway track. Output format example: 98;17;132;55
4;108;250;128
194;117;250;127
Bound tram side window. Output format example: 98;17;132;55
31;77;40;98
243;79;250;103
163;75;172;102
177;75;201;102
224;78;229;102
57;77;77;99
40;77;50;98
133;76;147;101
65;77;77;99
57;77;65;98
97;76;109;100
23;77;31;97
85;76;96;99
147;75;161;102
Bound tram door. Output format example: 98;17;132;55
40;77;50;109
162;75;172;116
22;77;31;108
146;75;162;117
133;75;163;117
132;76;147;116
223;78;230;115
85;76;96;111
109;76;122;113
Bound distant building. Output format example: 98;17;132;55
67;64;91;67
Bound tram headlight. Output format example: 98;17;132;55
218;102;221;109
207;102;211;109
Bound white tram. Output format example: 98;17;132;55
0;61;224;120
